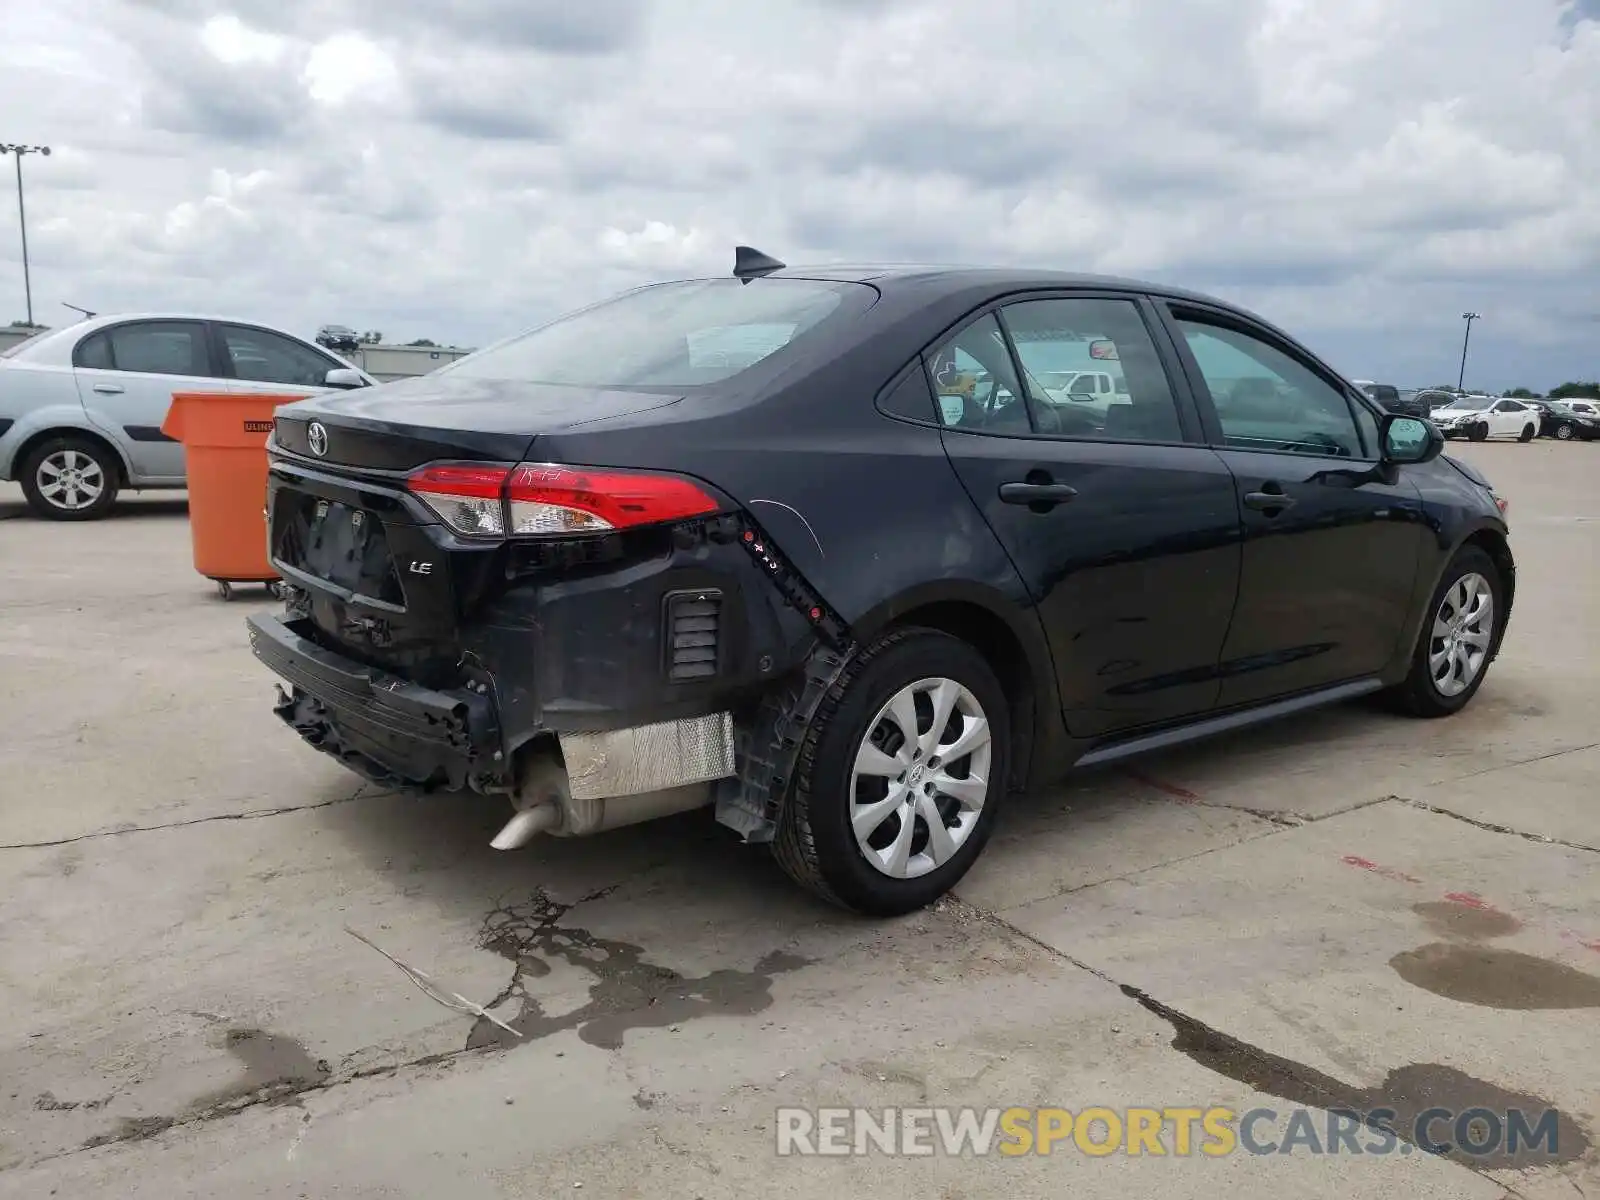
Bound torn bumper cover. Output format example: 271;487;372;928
246;613;503;793
247;613;742;811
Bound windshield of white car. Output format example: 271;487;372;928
1441;398;1489;411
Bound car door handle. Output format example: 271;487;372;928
92;383;125;394
999;482;1078;507
1243;487;1296;513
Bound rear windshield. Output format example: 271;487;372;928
445;278;868;389
1363;384;1400;404
0;328;52;359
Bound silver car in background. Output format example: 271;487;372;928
0;314;372;520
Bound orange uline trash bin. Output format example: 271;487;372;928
162;392;302;600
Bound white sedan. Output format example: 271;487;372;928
0;314;374;519
1430;396;1541;443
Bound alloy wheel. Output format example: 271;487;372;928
36;449;106;512
1429;572;1494;698
849;676;992;879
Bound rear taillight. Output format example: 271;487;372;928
406;462;722;538
407;464;513;537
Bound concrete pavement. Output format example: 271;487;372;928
0;440;1594;1198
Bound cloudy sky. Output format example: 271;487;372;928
3;0;1597;390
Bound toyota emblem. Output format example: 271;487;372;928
306;421;328;457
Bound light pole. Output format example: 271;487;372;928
1457;311;1480;393
0;143;51;328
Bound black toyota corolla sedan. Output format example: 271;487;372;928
248;249;1515;915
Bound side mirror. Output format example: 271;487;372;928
324;367;367;389
1381;414;1442;465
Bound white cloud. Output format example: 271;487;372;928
0;0;1596;390
304;33;400;106
200;14;285;65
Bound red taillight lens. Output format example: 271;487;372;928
408;464;512;537
505;463;720;535
406;461;721;538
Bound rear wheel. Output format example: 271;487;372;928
773;628;1009;915
1555;423;1574;441
1518;424;1535;443
1385;546;1501;718
19;436;121;521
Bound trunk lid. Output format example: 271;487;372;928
266;374;690;678
273;373;685;471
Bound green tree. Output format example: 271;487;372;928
406;338;438;347
1504;387;1540;399
1549;380;1600;401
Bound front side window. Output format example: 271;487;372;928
444;278;866;389
1004;298;1183;443
103;322;211;377
924;313;1030;435
221;325;339;387
1176;317;1363;458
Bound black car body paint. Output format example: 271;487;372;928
249;264;1513;838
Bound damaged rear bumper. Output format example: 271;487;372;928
247;613;505;793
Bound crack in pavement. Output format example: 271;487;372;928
1444;740;1600;784
7;878;651;1171
1397;797;1600;856
12;1045;471;1172
0;787;373;850
955;899;1576;1193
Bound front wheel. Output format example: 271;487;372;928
773;628;1010;915
1467;423;1489;442
19;436;121;520
1385;546;1502;718
1555;423;1574;441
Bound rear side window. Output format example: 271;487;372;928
924;313;1030;435
1003;298;1183;443
74;332;113;369
445;278;867;389
100;322;211;377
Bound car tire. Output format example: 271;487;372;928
19;435;121;521
1467;423;1489;442
1385;545;1502;719
1517;424;1535;442
1555;423;1574;441
773;627;1010;916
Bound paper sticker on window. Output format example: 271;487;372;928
938;395;966;424
1089;339;1119;360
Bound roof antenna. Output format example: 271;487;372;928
62;301;96;320
733;245;786;281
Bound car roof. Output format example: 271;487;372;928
761;262;1236;306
